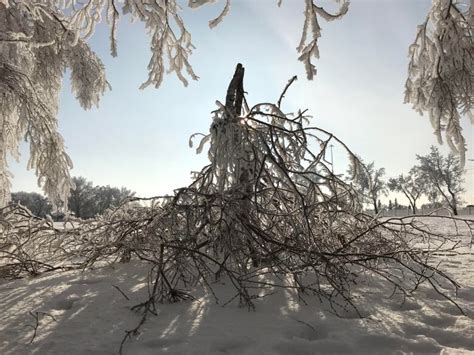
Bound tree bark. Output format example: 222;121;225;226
372;197;378;214
225;63;245;116
448;190;458;215
225;63;258;266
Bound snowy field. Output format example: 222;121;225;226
0;217;473;355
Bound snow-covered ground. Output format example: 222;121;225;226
1;218;473;355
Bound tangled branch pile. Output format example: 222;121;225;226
0;204;80;279
1;64;473;351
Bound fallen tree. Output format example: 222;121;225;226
1;64;472;353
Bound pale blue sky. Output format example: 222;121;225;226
9;0;474;205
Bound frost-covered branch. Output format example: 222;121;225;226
405;0;473;166
0;3;108;207
190;0;351;79
122;0;199;88
296;0;349;79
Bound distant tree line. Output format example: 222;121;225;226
11;177;135;219
350;146;466;215
11;146;466;218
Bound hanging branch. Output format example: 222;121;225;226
405;0;473;166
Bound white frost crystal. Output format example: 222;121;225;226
405;0;473;166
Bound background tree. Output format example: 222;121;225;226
350;159;387;214
394;198;399;209
416;146;465;215
67;177;134;219
425;189;444;208
67;177;97;219
94;185;135;216
388;167;426;214
10;191;52;218
10;179;135;219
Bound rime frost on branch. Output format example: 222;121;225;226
41;0;200;88
296;0;349;79
191;0;350;80
0;3;107;207
122;0;198;88
405;0;473;166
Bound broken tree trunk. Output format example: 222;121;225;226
223;64;258;267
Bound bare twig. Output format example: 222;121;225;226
112;284;130;301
